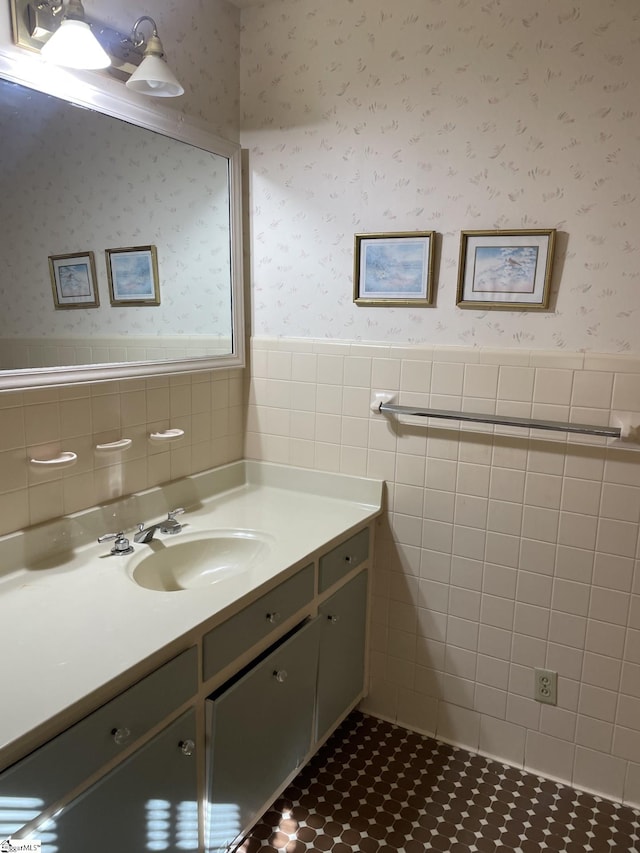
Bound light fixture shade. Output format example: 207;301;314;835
126;54;184;98
40;19;110;70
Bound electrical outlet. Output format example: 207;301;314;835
534;668;557;705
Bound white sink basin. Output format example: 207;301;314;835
128;530;271;592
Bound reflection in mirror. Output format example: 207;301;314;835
0;75;242;387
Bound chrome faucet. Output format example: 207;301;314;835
134;508;185;544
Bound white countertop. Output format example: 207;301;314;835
0;461;383;763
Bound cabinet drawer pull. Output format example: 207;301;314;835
327;614;340;623
273;669;288;683
266;611;281;624
344;555;353;563
111;727;131;745
179;739;196;757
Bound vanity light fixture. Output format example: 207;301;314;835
39;0;110;69
9;0;184;97
125;16;184;98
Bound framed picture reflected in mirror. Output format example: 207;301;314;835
106;245;160;306
49;251;99;309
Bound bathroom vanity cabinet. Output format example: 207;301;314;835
0;522;372;853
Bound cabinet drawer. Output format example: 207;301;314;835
0;646;197;833
319;527;369;592
203;563;314;681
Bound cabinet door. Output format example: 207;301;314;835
316;569;368;742
31;710;198;853
207;618;321;853
0;646;197;836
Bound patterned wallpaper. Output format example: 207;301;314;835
0;81;232;342
241;0;640;353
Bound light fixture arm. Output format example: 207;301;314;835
129;15;164;58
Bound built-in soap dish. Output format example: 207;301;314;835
95;438;132;452
149;428;185;442
30;451;78;468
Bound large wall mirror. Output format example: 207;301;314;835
0;62;244;390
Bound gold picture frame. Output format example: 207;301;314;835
354;231;436;306
456;229;556;310
106;245;160;306
49;251;99;309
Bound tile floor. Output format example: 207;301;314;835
236;711;640;853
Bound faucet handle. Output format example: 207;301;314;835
160;507;184;536
98;531;134;556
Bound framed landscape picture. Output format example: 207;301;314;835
106;245;160;306
354;231;436;306
49;251;99;309
456;229;556;310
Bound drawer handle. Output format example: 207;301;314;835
344;555;353;563
327;614;340;623
273;669;288;683
111;727;131;746
179;739;196;757
266;611;281;624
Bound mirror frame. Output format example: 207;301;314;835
0;52;245;390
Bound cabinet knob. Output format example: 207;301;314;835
111;727;131;745
266;611;281;624
327;614;340;623
273;669;288;683
179;739;195;757
344;555;353;563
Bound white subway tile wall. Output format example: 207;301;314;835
246;337;640;808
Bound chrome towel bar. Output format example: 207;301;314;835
379;403;621;439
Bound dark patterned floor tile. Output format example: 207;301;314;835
234;711;640;853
